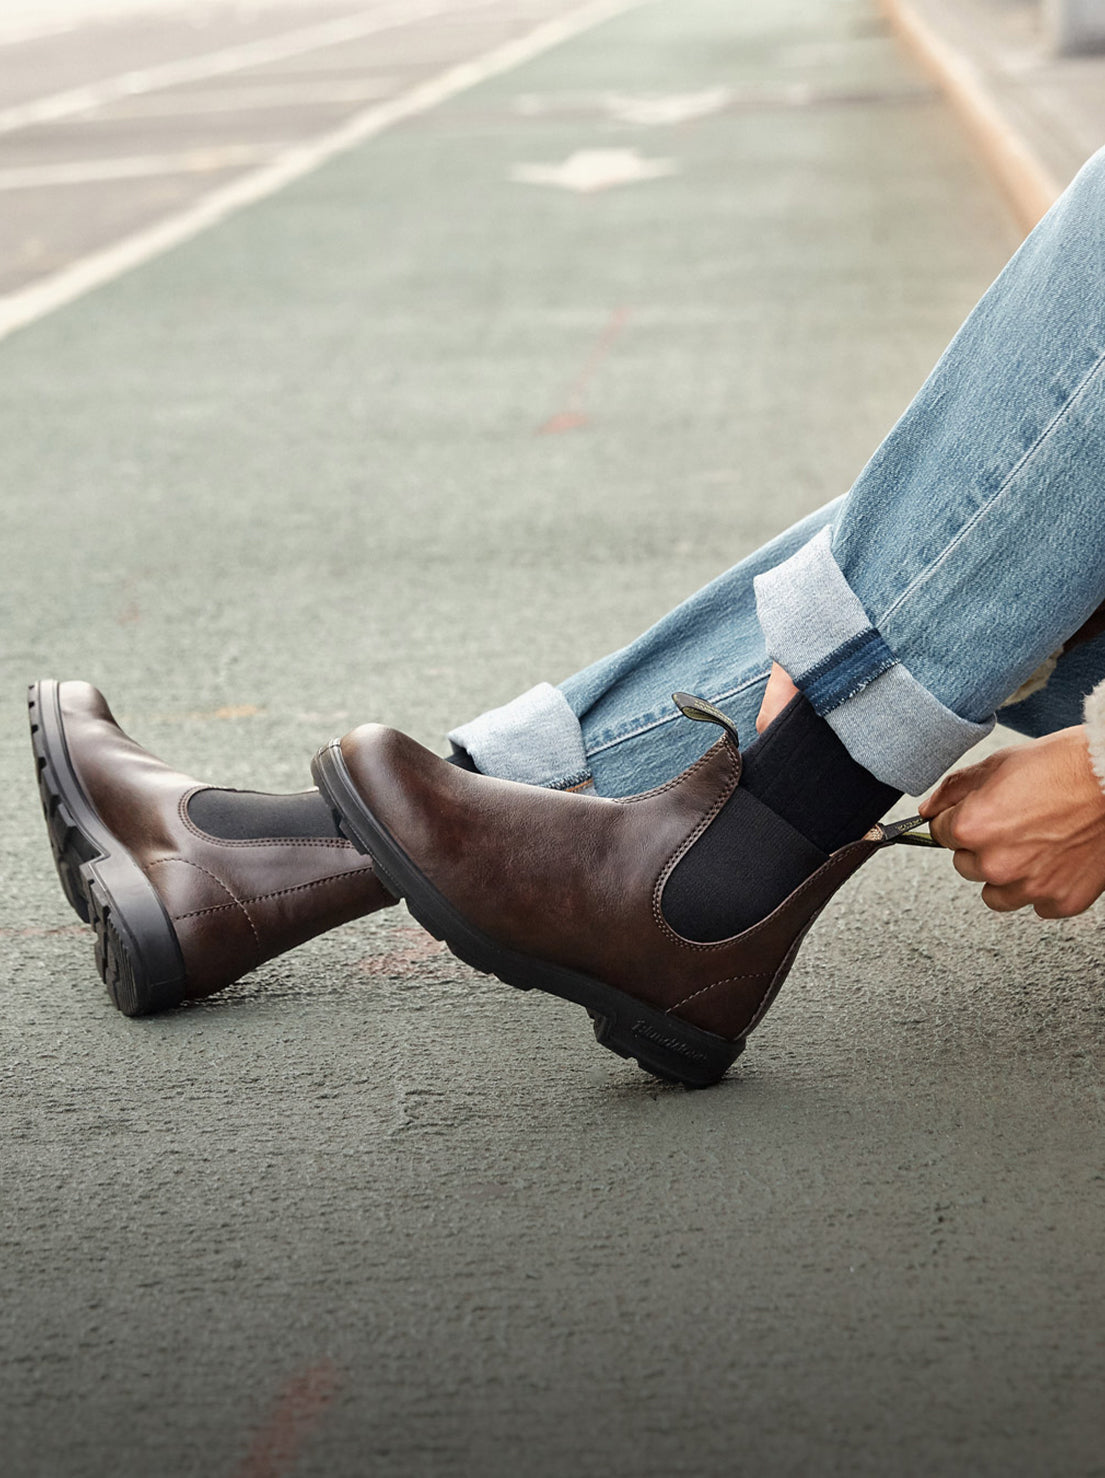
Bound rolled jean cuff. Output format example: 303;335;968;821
447;682;592;790
753;527;994;793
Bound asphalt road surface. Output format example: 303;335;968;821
2;1;1103;1476
0;0;589;305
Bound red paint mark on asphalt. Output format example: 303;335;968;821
135;704;266;723
357;933;446;976
235;1361;340;1478
539;305;630;433
0;922;84;939
541;410;589;434
187;703;265;721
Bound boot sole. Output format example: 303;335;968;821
28;681;187;1016
312;740;744;1088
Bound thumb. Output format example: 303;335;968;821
927;801;965;850
755;663;799;734
919;760;992;818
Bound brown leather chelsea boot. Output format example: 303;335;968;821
312;697;930;1087
29;680;395;1016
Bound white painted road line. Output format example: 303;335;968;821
85;79;399;118
0;0;457;137
0;0;647;344
0;0;344;46
0;143;287;189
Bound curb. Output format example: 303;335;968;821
878;0;1062;232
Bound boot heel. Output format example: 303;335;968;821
87;873;141;1017
29;685;95;922
589;1007;743;1089
84;860;185;1017
29;681;186;1015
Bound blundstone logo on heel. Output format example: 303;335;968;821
632;1020;708;1061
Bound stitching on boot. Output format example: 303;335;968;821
616;737;734;805
173;869;372;921
145;855;263;959
649;744;741;949
655;832;878;955
171;901;239;922
241;871;372;907
665;968;773;1015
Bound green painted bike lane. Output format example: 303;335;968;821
7;3;1103;1477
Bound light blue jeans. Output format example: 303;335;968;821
451;148;1105;800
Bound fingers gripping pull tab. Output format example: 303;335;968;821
672;692;740;750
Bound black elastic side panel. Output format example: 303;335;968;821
740;693;899;854
187;788;342;841
661;786;828;943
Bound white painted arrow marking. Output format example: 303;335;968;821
510;147;677;193
604;87;731;125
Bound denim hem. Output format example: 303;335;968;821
448;682;592;790
821;669;994;794
754;528;993;793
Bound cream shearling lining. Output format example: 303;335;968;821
1083;679;1105;796
999;652;1061;707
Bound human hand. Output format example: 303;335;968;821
917;727;1105;917
756;662;800;733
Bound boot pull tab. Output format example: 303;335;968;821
672;692;741;750
879;814;941;847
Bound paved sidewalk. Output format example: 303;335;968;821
884;0;1105;223
2;2;1103;1476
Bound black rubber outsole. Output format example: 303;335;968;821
28;681;187;1016
311;740;744;1089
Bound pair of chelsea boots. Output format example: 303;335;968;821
29;679;924;1086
